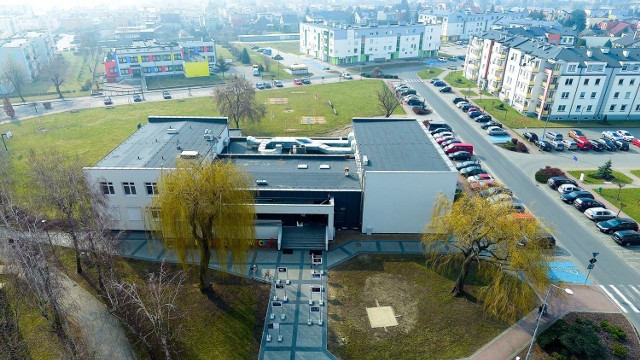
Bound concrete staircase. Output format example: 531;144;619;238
281;226;326;250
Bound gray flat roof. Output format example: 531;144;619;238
221;154;360;191
94;116;227;168
352;118;450;172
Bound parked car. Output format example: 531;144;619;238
447;65;457;70
558;184;582;194
632;138;640;147
456;101;470;108
406;98;424;106
302;78;311;84
468;110;482;118
431;127;452;135
488;194;525;213
474;115;492;123
274;80;283;87
412;105;432;115
595;138;616;151
615;140;629;151
430;78;441;84
568;129;587;140
132;94;142;102
584;207;617;221
460;166;488;176
441;139;462;148
487;127;508;136
293;79;303;85
256;83;265;90
449;56;458;61
438;57;448;62
536;140;553;151
574;138;592;150
433;131;455;139
562;140;577;150
272;54;284;60
433;81;447;87
103;97;113;105
452;97;466;104
550;140;565;151
263;82;272;89
597;218;639;234
400;89;417;96
468;173;495;183
436;136;456;145
440;86;452;93
602;131;623;142
616;130;635;142
523;132;538;142
162;91;171;99
612;230;640;247
395;83;409;90
455;160;479;170
588;139;604;151
560;190;594;204
544;131;563;141
480;121;502;130
478;187;512;198
427;121;451;132
547;177;577;190
573;198;605;212
341;72;353;79
448;151;472;161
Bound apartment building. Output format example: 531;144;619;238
418;10;505;42
299;22;441;65
464;35;640;121
0;31;54;81
104;39;216;82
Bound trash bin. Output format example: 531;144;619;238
597;186;603;194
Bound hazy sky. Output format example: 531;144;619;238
3;0;146;11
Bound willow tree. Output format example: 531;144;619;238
151;160;256;292
422;194;550;322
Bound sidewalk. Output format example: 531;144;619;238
469;285;619;360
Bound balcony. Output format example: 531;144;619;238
492;87;500;93
499;53;506;59
528;80;535;86
541;81;556;90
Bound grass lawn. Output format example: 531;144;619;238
444;71;476;89
631;170;640;178
254;41;302;55
0;80;401;187
474;99;547;129
568;170;633;185
216;45;235;61
459;90;478;97
231;44;294;80
600;188;640;223
417;67;445;79
56;248;270;359
327;254;508;360
146;75;224;90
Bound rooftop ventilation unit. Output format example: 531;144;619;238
623;50;630;58
319;164;330;169
362;155;369;166
601;47;610;54
167;127;178;134
256;179;268;186
179;150;199;159
586;49;593;57
297;164;308;169
203;129;216;141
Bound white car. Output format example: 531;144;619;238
456;101;470;108
557;184;583;194
487;127;507;136
616;130;635;141
438;57;448;62
584;207;617;222
394;83;408;89
433;131;455;139
602;131;623;142
341;72;353;79
562;139;577;150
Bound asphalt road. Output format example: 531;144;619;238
399;69;640;328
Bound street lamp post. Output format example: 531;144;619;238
1;131;12;151
525;284;574;360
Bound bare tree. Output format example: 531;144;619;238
109;263;187;359
0;57;29;103
48;55;72;99
212;76;266;128
263;56;273;72
377;82;400;117
3;96;15;119
0;277;29;359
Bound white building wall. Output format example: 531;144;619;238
361;171;457;234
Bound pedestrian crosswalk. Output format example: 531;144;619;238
599;284;640;313
403;78;424;83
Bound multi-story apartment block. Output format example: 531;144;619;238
464;35;640;121
104;39;216;82
299;22;440;65
418;10;505;42
0;31;54;81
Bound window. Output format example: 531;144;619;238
561;92;569;99
122;182;136;196
636;104;640;111
621;105;627;111
584;79;589;85
558;105;566;112
631;79;636;85
619;79;624;85
576;105;582;112
610;105;616;111
567;64;577;72
591;92;597;99
145;182;158;196
141;55;150;62
595;78;601;85
587;64;604;72
565;79;573;85
587;105;593;111
614;92;620;99
153;55;161;61
163;55;171;61
625;92;631;99
100;182;115;195
579;92;585;99
174;53;182;60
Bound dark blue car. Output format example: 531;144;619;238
468;111;482;118
433;81;446;87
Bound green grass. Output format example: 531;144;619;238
631;170;640;178
146;75;224;90
600;188;640;223
216;45;235;61
474;99;547;129
328;254;508;360
444;71;476;89
232;44;294;80
568;170;633;185
460;90;478;97
417;68;445;79
0;80;402;187
253;41;302;55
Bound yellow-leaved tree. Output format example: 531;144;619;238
150;159;256;292
422;194;551;322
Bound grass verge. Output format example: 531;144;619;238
417;68;445;79
459;90;478;97
327;254;508;360
631;170;640;178
600;188;640;223
145;75;224;90
56;248;270;359
473;99;546;129
568;170;633;185
231;43;294;80
253;41;302;55
444;71;476;88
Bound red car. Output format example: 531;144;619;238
436;136;456;145
293;79;303;85
632;138;640;147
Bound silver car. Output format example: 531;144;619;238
551;140;565;151
562;139;577;150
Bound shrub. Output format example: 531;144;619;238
515;142;528;153
538;319;568;348
496;103;505;110
500;142;516;151
558;319;606;359
600;321;627;340
611;343;628;358
535;166;566;183
511;137;518;145
80;79;92;91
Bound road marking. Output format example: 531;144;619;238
610;285;640;313
630;285;640;296
599;285;627;313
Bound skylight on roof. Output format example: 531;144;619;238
298;164;308;169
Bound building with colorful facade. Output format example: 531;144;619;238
104;38;216;82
